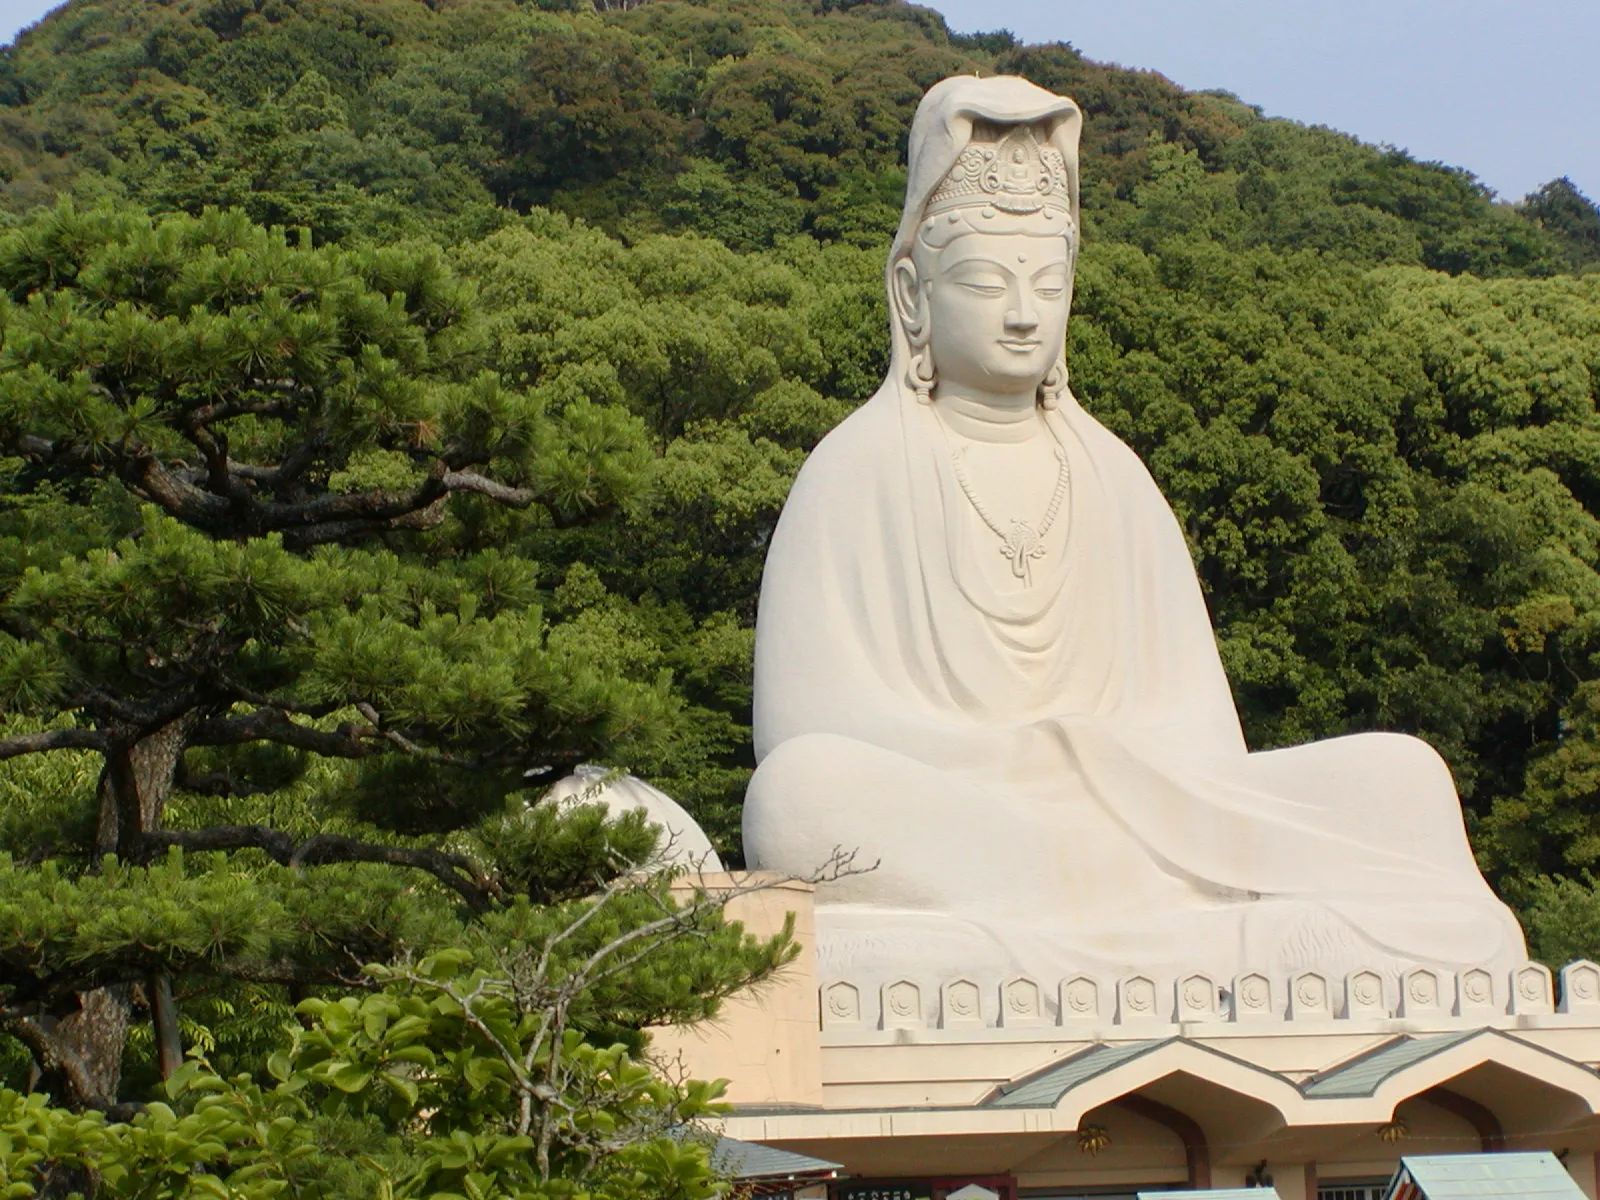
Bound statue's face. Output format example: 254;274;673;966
922;230;1070;397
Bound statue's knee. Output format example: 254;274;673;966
742;732;896;876
745;734;864;869
1359;731;1455;791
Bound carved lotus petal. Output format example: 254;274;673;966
1238;974;1269;1009
886;980;920;1019
1064;977;1097;1014
1000;978;1042;1023
1407;972;1437;1005
945;979;979;1017
1462;969;1491;1005
1349;970;1384;1010
823;982;859;1023
1125;977;1156;1013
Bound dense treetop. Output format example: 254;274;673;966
0;1;1598;1193
3;0;1598;269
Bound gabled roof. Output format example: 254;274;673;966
1302;1028;1600;1102
1390;1151;1584;1198
710;1136;841;1180
1303;1031;1483;1098
986;1039;1163;1108
981;1035;1305;1120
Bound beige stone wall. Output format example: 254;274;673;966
648;872;821;1106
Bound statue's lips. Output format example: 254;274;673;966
998;338;1041;350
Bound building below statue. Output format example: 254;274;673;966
655;875;1600;1200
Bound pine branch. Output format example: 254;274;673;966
133;825;501;911
438;471;538;507
0;728;107;760
191;708;381;757
15;434;542;547
118;447;233;526
277;499;451;550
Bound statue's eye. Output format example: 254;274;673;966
947;266;1007;295
1035;286;1065;300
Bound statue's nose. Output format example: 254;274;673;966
1005;281;1039;332
1004;303;1039;332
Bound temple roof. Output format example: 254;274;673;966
710;1136;842;1180
986;1038;1164;1108
1303;1030;1484;1098
982;1035;1299;1111
1302;1028;1594;1099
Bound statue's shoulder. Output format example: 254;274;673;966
792;390;899;481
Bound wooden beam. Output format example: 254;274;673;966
1417;1086;1506;1152
1113;1093;1211;1188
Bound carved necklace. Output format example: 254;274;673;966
949;440;1070;587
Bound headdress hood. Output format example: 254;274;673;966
890;75;1082;268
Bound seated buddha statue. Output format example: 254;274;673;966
741;75;1526;1001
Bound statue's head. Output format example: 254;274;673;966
888;78;1082;409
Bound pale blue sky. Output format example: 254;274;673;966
1;0;1595;203
931;0;1599;203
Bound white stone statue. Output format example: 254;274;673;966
742;75;1526;994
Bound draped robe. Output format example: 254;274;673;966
744;382;1526;987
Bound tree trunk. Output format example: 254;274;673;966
35;718;201;1108
29;987;133;1109
96;717;195;857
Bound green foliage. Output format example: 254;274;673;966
1;1;1599;1189
0;0;1569;264
3;937;759;1197
1523;177;1600;270
1525;874;1600;969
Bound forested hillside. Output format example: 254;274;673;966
1;0;1600;1183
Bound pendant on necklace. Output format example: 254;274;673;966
1000;518;1047;586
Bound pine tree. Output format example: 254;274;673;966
0;201;786;1111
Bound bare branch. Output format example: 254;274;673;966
278;500;450;549
118;448;233;526
439;471;537;507
0;727;106;760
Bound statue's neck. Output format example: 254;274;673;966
933;387;1042;444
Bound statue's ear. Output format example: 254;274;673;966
892;257;926;344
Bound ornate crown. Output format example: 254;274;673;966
924;121;1072;218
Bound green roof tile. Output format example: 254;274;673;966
1301;1030;1483;1099
986;1039;1167;1108
709;1136;841;1180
